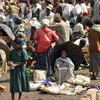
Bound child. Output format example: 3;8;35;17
8;39;30;100
26;41;36;67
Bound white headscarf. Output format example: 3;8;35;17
41;19;49;27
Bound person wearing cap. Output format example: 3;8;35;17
39;4;54;23
83;12;93;29
88;0;100;80
49;13;71;44
34;19;59;75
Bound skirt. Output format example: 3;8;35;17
90;52;100;73
10;65;30;93
35;46;52;75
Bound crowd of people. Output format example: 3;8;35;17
0;0;100;99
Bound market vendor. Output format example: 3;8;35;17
54;50;74;84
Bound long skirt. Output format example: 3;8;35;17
10;65;30;93
35;46;52;75
90;52;100;73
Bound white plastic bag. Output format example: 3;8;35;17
62;3;74;19
67;75;91;86
29;82;40;90
72;4;83;16
75;75;91;86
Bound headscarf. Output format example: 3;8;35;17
54;13;61;20
41;19;49;27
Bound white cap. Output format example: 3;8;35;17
46;4;53;11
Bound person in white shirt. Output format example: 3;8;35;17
39;4;54;23
73;15;85;40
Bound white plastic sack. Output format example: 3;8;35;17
74;85;86;94
75;75;91;86
61;83;75;89
62;3;74;19
72;4;83;16
29;82;40;90
41;83;85;95
43;86;60;94
34;70;47;83
67;75;91;86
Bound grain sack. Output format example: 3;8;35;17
33;70;47;83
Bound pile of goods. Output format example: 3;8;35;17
29;70;90;95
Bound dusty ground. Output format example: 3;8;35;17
0;68;100;100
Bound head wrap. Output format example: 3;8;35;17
54;13;61;20
41;19;49;27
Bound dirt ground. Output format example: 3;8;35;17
0;68;100;100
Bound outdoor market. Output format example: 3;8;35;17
0;0;100;100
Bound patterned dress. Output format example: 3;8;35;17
35;46;52;75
